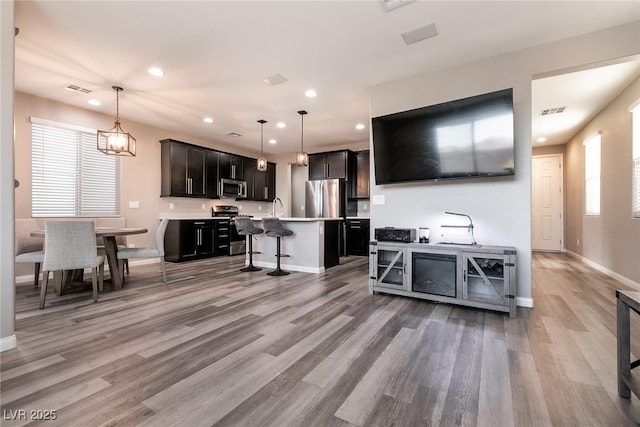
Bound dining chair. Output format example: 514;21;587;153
39;221;105;309
117;218;170;283
15;218;44;287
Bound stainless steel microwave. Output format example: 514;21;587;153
219;178;247;198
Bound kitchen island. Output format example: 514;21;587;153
248;217;342;273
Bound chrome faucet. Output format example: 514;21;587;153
272;197;283;217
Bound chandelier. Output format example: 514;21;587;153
97;86;136;156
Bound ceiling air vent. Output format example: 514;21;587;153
539;106;567;116
381;0;415;12
224;132;242;138
65;84;92;94
262;74;288;86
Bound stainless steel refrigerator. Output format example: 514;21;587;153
305;179;346;218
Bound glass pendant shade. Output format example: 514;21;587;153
257;119;268;171
97;86;136;156
296;110;308;167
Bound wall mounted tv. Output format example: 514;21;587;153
372;88;514;185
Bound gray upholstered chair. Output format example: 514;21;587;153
233;216;264;272
15;218;45;287
40;221;104;309
262;217;294;276
116;218;170;283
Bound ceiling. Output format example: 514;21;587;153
13;1;640;156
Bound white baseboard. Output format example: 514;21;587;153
516;297;534;308
252;261;325;274
566;250;640;289
0;334;16;352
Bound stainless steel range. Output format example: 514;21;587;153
212;205;246;256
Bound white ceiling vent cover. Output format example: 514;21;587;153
224;132;242;138
262;74;288;86
381;0;415;12
401;23;438;45
540;106;567;116
65;84;92;94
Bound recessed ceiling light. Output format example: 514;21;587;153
277;122;286;128
148;67;164;77
203;117;214;124
537;137;547;143
269;139;277;144
88;99;101;106
305;89;317;98
355;123;365;130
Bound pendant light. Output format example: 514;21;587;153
256;119;268;171
97;86;136;156
295;110;308;167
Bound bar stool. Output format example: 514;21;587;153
262;217;293;276
233;217;264;272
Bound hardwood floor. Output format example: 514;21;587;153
2;252;640;426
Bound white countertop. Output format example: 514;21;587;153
346;216;370;220
250;217;343;222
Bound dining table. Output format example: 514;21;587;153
31;226;147;294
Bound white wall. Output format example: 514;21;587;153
1;0;16;351
370;21;640;304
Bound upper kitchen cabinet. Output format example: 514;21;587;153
308;150;355;181
160;139;207;198
241;157;255;200
205;150;220;199
219;153;244;181
355;150;370;199
253;162;276;202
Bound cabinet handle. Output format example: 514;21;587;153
264;187;268;199
231;164;236;179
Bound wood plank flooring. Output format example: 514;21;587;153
2;252;640;426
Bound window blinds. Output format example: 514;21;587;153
31;119;120;217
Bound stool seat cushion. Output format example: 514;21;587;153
234;217;264;236
262;218;294;238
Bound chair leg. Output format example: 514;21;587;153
91;267;98;303
267;237;290;276
34;263;41;287
99;263;105;292
39;271;49;309
161;257;167;283
118;259;125;285
240;235;261;272
125;259;129;275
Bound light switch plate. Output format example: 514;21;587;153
372;195;385;205
128;200;140;208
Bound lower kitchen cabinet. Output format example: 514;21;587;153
346;219;370;256
164;219;223;262
369;241;516;317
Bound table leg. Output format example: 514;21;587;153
618;297;631;398
102;236;123;289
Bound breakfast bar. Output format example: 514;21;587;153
248;217;342;274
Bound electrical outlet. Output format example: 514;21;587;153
258;205;262;210
169;203;174;210
201;203;206;210
128;200;140;208
300;205;304;211
363;203;368;210
577;238;580;246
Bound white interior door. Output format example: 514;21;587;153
532;154;563;251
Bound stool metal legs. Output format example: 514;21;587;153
241;235;261;272
267;236;290;276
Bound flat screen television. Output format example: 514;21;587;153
372;88;514;184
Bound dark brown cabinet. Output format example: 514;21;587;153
160;139;207;198
164;219;217;262
355;150;370;199
206;150;220;199
308;150;355;181
252;162;276;202
219;153;244;180
346;218;370;256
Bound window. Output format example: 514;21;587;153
584;132;601;216
31;118;120;217
632;102;640;218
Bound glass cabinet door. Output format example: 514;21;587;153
374;247;406;290
463;253;508;305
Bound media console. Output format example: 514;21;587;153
369;241;516;317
